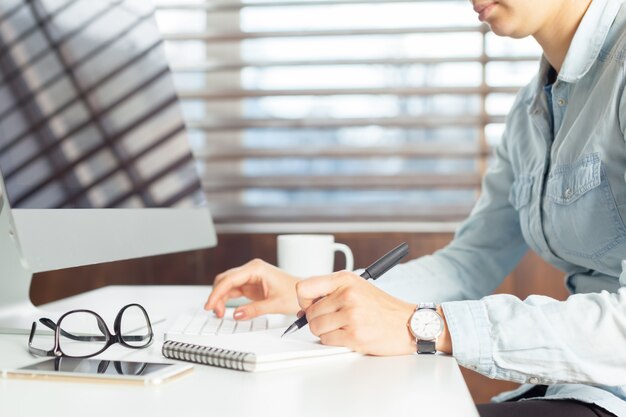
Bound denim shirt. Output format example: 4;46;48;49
375;0;626;415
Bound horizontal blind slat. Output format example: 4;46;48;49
201;174;482;190
209;204;475;222
195;145;487;160
155;0;477;12
161;25;485;42
186;115;506;130
177;86;521;99
170;55;539;72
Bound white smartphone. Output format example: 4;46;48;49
3;357;193;385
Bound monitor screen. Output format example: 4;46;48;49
0;0;204;209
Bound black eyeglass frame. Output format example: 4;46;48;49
28;303;154;359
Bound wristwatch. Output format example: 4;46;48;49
408;303;444;354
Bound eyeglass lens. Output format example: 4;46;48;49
57;312;109;357
118;305;152;348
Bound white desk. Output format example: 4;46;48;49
0;286;479;417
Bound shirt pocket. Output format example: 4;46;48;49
544;153;626;260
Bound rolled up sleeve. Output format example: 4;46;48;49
441;300;494;376
442;289;626;386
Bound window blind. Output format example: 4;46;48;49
155;0;541;224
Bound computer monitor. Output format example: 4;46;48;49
0;0;202;210
0;1;217;332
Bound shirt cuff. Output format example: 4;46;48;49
441;300;496;377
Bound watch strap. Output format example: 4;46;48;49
414;303;438;354
417;340;436;354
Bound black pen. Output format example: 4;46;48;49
281;242;409;337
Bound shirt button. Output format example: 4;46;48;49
557;98;566;106
529;377;540;384
564;188;573;199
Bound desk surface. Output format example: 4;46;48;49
0;286;478;417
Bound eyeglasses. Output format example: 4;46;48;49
28;303;154;358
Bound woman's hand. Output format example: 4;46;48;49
296;271;417;356
204;259;300;320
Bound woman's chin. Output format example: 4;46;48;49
488;22;529;39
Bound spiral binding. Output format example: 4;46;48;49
162;340;254;371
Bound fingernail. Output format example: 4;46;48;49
296;310;304;318
234;311;245;320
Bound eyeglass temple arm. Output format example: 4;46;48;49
28;345;56;357
28;322;58;357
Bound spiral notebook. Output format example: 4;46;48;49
162;328;354;372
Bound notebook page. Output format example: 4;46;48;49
188;327;352;364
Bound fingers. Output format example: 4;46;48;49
305;292;344;322
205;260;264;314
208;286;232;318
233;299;275;320
312;310;373;353
309;319;356;350
212;288;244;318
296;271;355;311
318;328;350;347
307;309;351;338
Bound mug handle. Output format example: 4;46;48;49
333;243;354;272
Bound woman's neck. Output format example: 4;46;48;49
533;0;593;72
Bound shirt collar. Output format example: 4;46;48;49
529;0;623;113
558;0;623;83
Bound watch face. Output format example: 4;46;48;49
410;309;443;340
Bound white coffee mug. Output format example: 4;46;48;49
277;234;354;278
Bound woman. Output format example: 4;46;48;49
206;0;626;415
